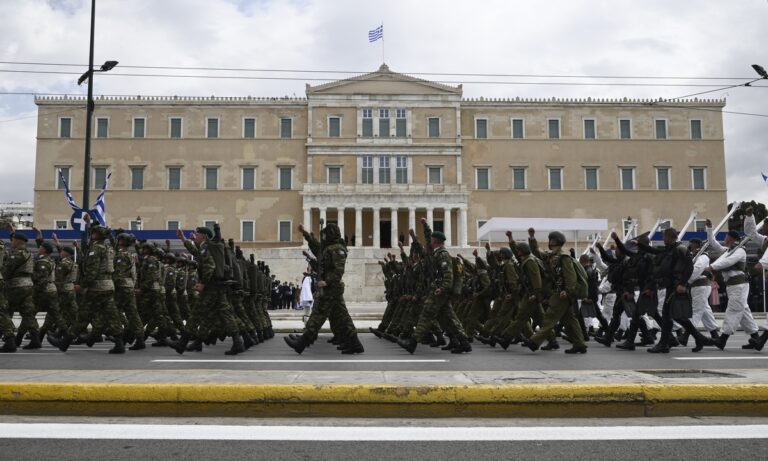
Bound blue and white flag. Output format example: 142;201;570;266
368;24;383;42
762;172;768;186
58;168;79;211
90;170;112;226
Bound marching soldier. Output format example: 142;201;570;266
32;235;63;348
0;238;17;352
45;239;80;352
3;225;37;350
114;233;145;350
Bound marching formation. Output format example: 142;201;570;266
373;209;768;355
0;219;275;354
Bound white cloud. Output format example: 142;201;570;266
0;0;767;210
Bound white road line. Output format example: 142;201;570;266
0;423;766;441
673;357;768;360
152;359;448;363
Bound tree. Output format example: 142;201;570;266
728;200;767;232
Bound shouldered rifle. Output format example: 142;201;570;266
677;209;698;242
695;201;742;260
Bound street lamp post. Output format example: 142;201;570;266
78;0;117;249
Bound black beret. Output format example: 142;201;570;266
431;231;446;242
727;230;741;240
40;242;55;253
11;233;28;242
195;227;214;238
61;246;76;255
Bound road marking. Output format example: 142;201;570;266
0;423;766;441
152;359;449;363
673;357;768;360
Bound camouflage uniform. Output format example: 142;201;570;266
0;241;16;347
35;252;65;339
54;255;79;338
138;250;173;340
79;238;123;340
412;245;468;342
113;246;143;342
2;241;36;340
163;259;185;333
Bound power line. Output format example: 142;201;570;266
0;60;757;80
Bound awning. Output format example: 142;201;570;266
477;217;609;243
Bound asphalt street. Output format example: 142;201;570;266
1;331;767;373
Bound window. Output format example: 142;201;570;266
130;220;142;231
512;167;527;190
692;167;706;190
278;221;292;242
55;220;68;230
690;119;702;140
280;117;292;138
477;220;488;235
204;221;217;231
204;167;218;190
658;219;672;231
362;109;373;137
396;109;406;137
656;167;670;190
133;117;146;138
328;166;341;184
512;118;525;139
428;166;442;185
59;117;72;138
547;118;560;139
620;167;635;190
476;167;490;190
475;119;488;139
379;109;390;137
243;117;256;138
241;167;255;190
167;221;180;231
655;119;667;140
395;156;408;184
379;156;391;184
583;119;596;139
206;118;219;138
96;117;108;138
694;219;707;233
130;167;144;190
241;221;255;242
170;117;183;138
279;167;292;190
93;167;107;189
622;218;636;238
428;117;440;138
548;167;562;190
361;156;373;184
585;168;599;190
328;116;341;137
619;119;632;139
168;167;181;190
56;167;70;190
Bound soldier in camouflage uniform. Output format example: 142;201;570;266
137;243;174;347
175;255;190;321
461;250;493;339
285;222;362;354
114;233;145;350
3;229;37;349
32;238;63;347
162;252;185;335
45;242;80;351
0;239;17;352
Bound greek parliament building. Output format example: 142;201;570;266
33;65;727;298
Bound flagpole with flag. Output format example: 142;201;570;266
369;24;384;63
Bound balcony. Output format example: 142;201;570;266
301;183;467;195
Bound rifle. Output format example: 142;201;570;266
678;209;698;242
695;201;742;260
622;218;638;243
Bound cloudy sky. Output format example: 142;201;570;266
1;0;767;209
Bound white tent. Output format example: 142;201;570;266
476;217;609;247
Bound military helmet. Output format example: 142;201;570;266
117;233;134;244
499;247;513;258
61;246;76;256
548;231;566;246
516;242;531;255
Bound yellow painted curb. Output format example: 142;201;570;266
1;382;767;418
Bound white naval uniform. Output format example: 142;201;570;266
688;253;719;332
708;228;758;336
593;250;625;329
745;215;768;330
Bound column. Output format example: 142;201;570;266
303;207;311;248
320;208;327;228
444;208;452;247
372;207;381;248
426;208;434;228
390;208;399;248
337;208;345;241
408;208;416;241
459;206;468;247
355;208;363;247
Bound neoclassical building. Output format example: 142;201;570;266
34;64;727;250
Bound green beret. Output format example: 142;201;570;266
11;233;28;242
61;246;76;255
195;227;214;238
40;242;55;254
431;231;446;242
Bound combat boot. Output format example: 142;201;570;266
541;340;560;351
496;336;512;351
266;327;275;339
151;335;171;347
397;336;417;354
450;337;472;354
243;332;255;349
369;327;384;339
14;330;24;347
129;334;146;351
521;338;540;352
225;334;246;355
420;332;437;345
594;334;612;347
647;342;670;353
692;335;715;353
284;332;310;354
710;330;720;340
47;332;74;352
564;344;587;354
327;335;341;345
430;334;447;348
0;335;17;353
22;330;42;350
340;335;365;355
677;330;690;347
186;339;203;352
714;333;729;350
170;333;189;355
441;336;459;351
742;333;761;350
615;339;636;351
108;336;126;354
748;331;768;351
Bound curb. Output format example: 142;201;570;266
2;383;768;418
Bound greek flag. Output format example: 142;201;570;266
90;171;112;226
368;25;383;42
58;168;79;211
763;172;768;186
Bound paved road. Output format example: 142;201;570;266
0;417;766;461
2;331;767;373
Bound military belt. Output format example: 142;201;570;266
58;283;75;293
6;277;33;288
726;274;749;286
114;278;135;288
89;279;115;291
690;277;710;288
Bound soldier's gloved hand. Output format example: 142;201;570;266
705;219;712;228
298;224;305;234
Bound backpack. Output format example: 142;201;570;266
562;254;589;299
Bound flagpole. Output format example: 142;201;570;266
381;21;385;64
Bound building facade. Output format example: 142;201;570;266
34;64;727;251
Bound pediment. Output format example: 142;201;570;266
306;64;462;96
